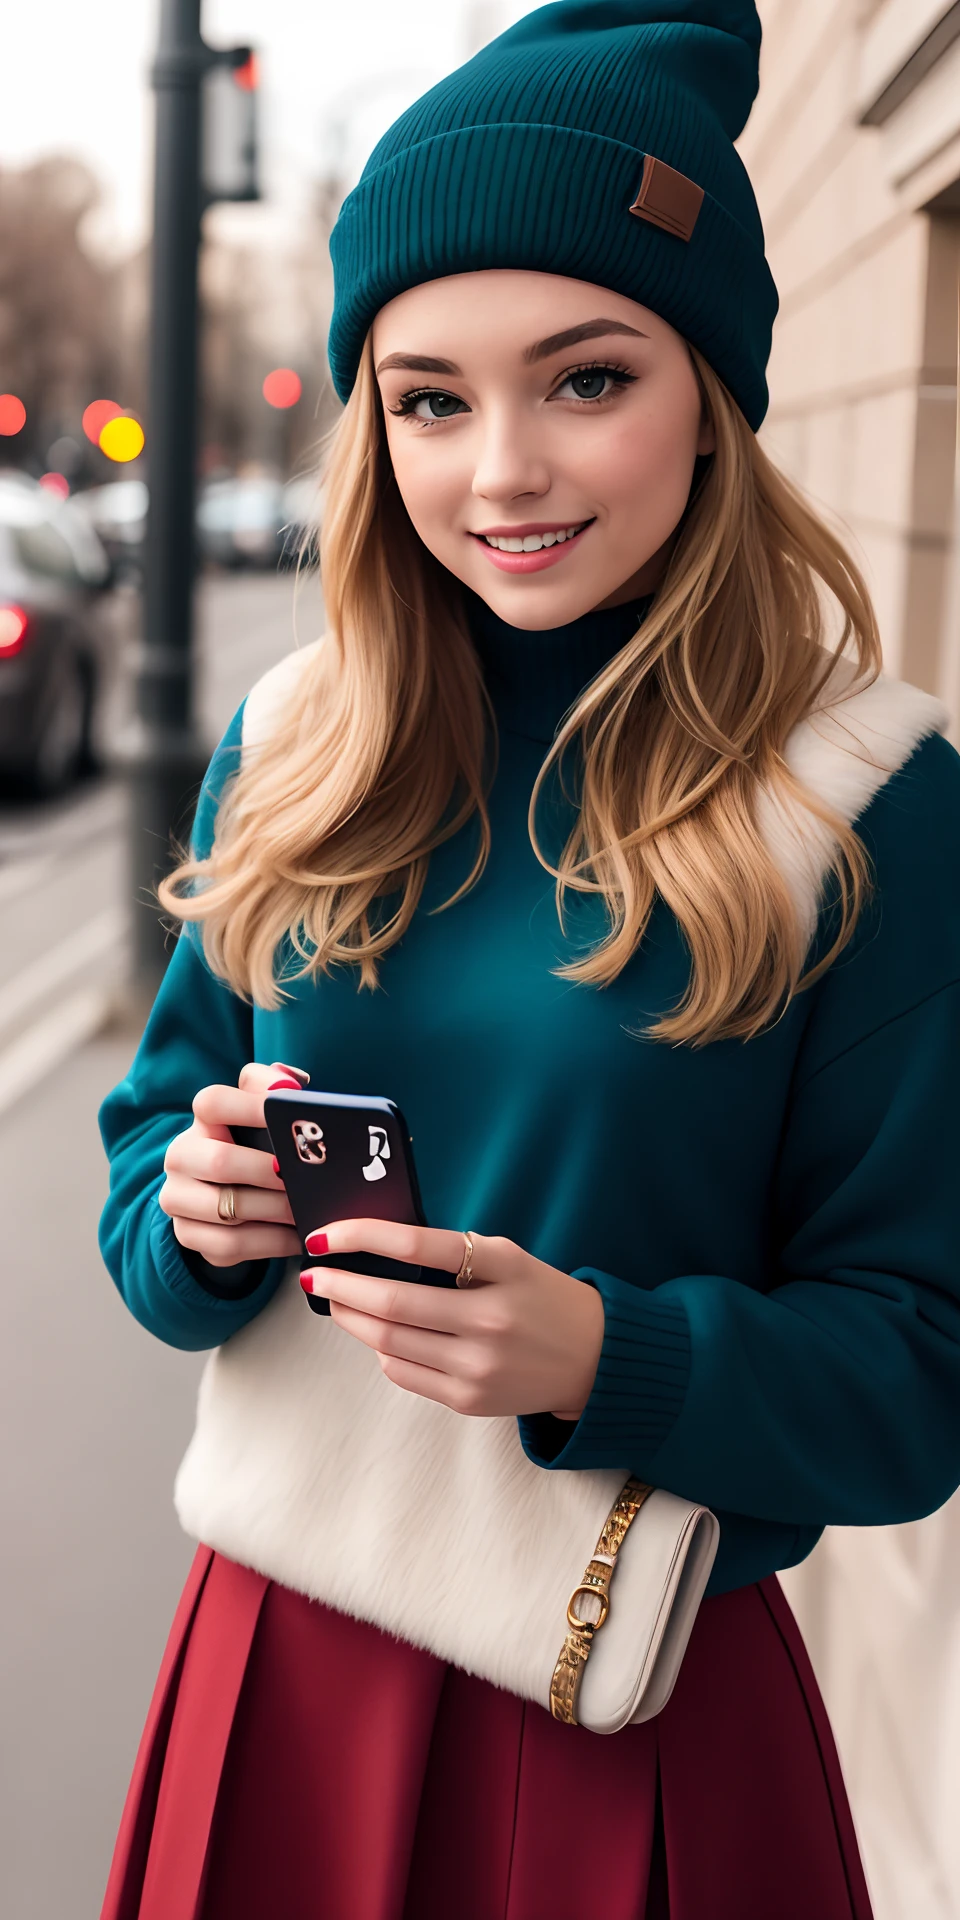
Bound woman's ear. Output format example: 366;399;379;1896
697;407;717;458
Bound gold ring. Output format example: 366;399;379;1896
454;1230;475;1289
217;1186;237;1223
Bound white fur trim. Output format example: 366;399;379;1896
174;658;946;1700
240;637;327;752
759;670;947;946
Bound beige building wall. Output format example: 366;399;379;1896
740;0;960;716
740;11;960;1917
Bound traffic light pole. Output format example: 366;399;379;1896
125;0;211;999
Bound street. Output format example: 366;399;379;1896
0;570;324;1090
0;571;322;1920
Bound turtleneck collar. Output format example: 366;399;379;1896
465;590;653;744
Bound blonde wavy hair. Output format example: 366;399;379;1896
160;334;881;1044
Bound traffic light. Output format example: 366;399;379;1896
202;46;260;204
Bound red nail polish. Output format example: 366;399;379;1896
268;1078;301;1091
272;1157;280;1175
305;1230;329;1256
299;1272;314;1293
275;1062;310;1085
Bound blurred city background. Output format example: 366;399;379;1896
1;2;958;1916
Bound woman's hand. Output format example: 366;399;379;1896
300;1220;605;1421
159;1061;305;1267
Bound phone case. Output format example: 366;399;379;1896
261;1090;456;1316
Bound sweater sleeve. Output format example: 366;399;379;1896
97;707;288;1350
520;735;960;1533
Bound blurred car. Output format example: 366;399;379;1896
196;474;288;570
0;472;114;795
280;471;322;569
73;471;322;579
71;477;148;581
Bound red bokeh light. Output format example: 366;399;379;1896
263;368;302;409
82;398;122;445
233;52;259;91
0;394;26;436
39;472;70;500
0;605;30;657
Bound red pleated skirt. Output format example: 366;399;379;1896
101;1545;873;1920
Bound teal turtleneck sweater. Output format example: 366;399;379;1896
99;597;960;1596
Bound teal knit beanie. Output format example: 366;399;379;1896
327;1;778;429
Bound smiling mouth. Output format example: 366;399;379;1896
474;519;594;553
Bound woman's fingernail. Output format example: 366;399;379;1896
305;1230;329;1256
268;1078;301;1091
276;1062;310;1085
272;1157;280;1175
299;1271;315;1294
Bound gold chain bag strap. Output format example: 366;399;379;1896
550;1476;653;1725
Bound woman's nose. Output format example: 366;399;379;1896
470;412;551;505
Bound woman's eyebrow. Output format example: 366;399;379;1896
375;352;462;375
524;319;649;362
374;319;648;380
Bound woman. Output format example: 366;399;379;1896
98;4;960;1916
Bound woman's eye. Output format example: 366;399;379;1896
554;366;634;403
393;389;468;421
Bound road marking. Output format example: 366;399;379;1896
0;907;125;1044
0;983;116;1118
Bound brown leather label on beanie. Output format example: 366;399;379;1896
629;156;704;242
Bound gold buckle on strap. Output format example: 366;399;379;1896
549;1476;651;1725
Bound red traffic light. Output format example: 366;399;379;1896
233;52;259;90
0;395;26;436
263;368;302;409
83;399;122;445
0;605;30;657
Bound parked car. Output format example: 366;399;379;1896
0;472;114;795
71;477;148;581
74;471;322;579
279;471;322;569
196;474;288;570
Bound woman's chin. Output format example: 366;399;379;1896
463;569;620;631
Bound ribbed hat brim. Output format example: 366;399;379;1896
329;121;777;427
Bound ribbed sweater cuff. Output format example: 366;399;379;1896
518;1269;690;1472
149;1203;286;1322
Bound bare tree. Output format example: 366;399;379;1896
0;158;128;473
0;152;342;488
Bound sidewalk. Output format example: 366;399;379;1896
0;1021;204;1920
0;572;316;1916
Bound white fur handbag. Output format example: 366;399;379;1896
175;1272;718;1734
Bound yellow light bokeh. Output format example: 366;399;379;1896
99;416;145;463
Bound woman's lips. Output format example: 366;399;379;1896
472;523;592;574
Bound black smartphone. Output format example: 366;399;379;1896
258;1089;455;1317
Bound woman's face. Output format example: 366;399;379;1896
373;270;714;630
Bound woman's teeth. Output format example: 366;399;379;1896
482;523;586;552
